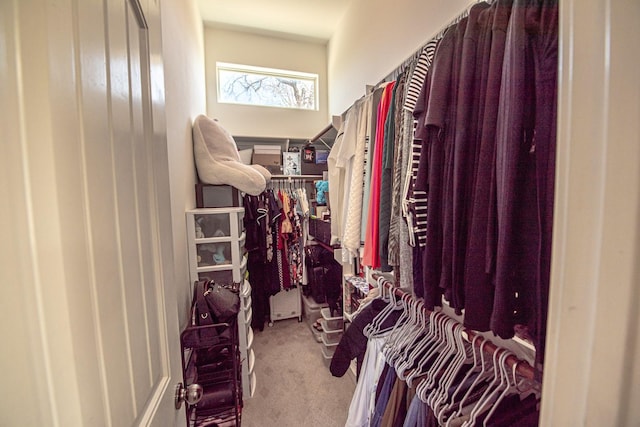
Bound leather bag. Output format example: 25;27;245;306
203;280;240;322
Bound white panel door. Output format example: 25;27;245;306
0;0;184;425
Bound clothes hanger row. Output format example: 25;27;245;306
267;177;306;191
365;276;542;425
370;272;537;381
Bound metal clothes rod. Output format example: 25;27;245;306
270;174;323;180
371;272;536;381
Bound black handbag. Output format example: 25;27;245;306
203;280;240;322
182;280;240;349
181;281;219;348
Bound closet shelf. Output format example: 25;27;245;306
309;116;341;143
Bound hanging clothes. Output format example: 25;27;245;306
327;121;347;245
361;86;385;243
344;335;389;427
341;95;373;263
463;0;512;333
337;289;541;427
244;193;271;331
402;41;438;297
387;71;408;269
405;1;558;360
244;181;310;327
362;81;395;269
414;24;456;310
282;189;303;289
378;80;400;272
334;1;558;424
395;102;415;291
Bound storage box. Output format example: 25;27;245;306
321;307;344;330
195;184;242;208
191;210;244;239
320;319;343;345
311;326;322;343
252;144;282;174
300;159;328;176
302;293;327;326
321;334;339;357
253;154;282;174
321;345;333;368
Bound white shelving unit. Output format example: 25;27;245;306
238;278;256;398
185;207;256;399
186;207;246;284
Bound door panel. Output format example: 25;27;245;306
0;0;183;425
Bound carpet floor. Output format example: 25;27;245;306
240;317;356;427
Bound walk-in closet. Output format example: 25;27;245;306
4;0;639;426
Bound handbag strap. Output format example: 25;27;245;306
195;280;214;326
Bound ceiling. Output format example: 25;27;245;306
196;0;352;42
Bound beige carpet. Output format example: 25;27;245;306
241;318;356;427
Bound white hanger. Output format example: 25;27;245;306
364;280;401;338
427;323;473;412
404;311;450;388
481;360;522;427
437;334;484;424
379;293;413;358
394;308;437;381
444;338;493;426
416;321;458;405
392;300;430;378
422;317;459;393
384;297;425;366
462;348;511;427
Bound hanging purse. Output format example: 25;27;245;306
182;280;240;350
203;280;240;322
182;281;221;348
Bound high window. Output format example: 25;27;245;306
216;62;318;110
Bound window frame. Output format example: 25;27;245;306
216;62;320;111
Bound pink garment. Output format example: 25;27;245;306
361;82;395;268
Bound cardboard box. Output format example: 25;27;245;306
252;153;281;174
252;153;281;167
252;144;282;173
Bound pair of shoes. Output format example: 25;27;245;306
313;320;323;332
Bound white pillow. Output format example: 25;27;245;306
192;115;267;196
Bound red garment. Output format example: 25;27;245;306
362;82;395;268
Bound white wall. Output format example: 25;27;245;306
161;0;207;330
328;0;470;114
204;27;329;139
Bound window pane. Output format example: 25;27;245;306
217;63;318;110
